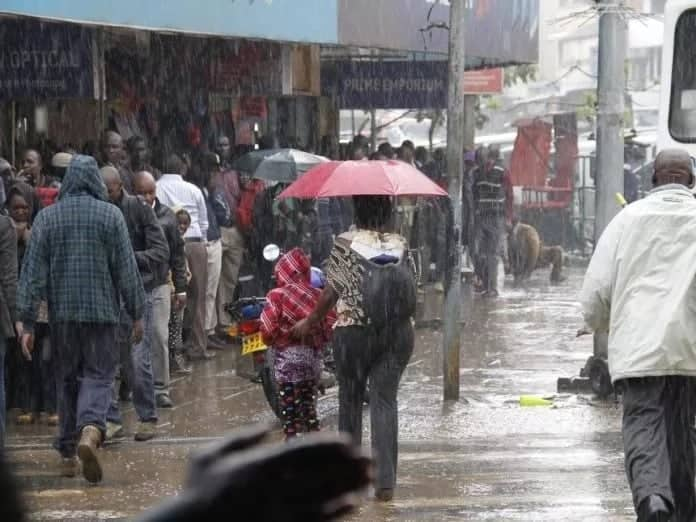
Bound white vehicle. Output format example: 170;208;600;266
658;1;696;155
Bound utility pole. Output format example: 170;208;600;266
592;0;626;380
443;0;466;401
595;0;626;238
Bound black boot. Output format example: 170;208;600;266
638;494;672;522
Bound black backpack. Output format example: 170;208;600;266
359;254;417;329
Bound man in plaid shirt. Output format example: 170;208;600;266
17;155;145;484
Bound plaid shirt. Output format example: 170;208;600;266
17;155;145;332
260;248;335;349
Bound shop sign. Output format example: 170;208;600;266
463;68;504;94
323;61;503;109
0;19;94;100
323;61;447;110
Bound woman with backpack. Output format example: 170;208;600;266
292;195;416;502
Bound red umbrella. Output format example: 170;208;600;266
277;160;449;199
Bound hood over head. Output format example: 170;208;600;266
274;247;311;288
59;155;108;201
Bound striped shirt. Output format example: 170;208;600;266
156;174;208;240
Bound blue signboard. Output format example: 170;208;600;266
0;19;94;100
0;0;338;45
322;61;448;110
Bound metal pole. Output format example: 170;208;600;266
370;108;377;153
443;0;466;401
595;0;625;240
10;101;16;168
593;1;625;362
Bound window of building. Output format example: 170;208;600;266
669;9;696;142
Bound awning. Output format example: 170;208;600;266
0;0;339;44
1;0;539;66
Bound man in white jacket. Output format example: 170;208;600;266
581;149;696;522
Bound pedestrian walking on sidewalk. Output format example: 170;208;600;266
157;154;212;361
0;213;17;448
260;248;335;440
134;171;187;408
581;149;696;522
101;166;169;442
17;155;145;483
293;195;416;502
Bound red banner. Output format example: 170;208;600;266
463;68;504;94
510;119;552;187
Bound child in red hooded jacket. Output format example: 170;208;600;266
260;248;335;439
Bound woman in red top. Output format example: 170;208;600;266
260;248;335;440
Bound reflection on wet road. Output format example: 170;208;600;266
8;267;634;521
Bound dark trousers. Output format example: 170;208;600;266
475;212;504;292
619;376;696;521
184;241;208;356
333;323;414;491
18;324;57;414
52;322;118;458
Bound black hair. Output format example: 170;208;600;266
400;140;415;152
369;152;388;161
165;153;185;175
377;142;394;158
126;135;146;153
352;195;392;230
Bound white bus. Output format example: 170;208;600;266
658;0;696;154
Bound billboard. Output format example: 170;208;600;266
323;61;503;109
0;0;338;45
0;19;94;100
338;0;538;65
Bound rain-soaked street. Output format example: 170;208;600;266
6;266;634;521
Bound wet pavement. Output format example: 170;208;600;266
7;266;635;521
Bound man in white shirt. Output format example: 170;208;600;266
157;154;213;361
581;149;696;522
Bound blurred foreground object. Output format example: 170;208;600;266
140;425;371;522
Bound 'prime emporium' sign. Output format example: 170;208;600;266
322;61;448;110
322;60;503;110
0;18;94;100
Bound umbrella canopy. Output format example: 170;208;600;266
278;160;449;199
233;148;328;183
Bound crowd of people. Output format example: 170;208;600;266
0;124;528;507
0;128;444;496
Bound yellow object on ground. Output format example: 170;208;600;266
519;395;553;407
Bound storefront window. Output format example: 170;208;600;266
669;9;696;142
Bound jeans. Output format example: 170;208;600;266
0;335;6;448
108;291;157;424
619;377;696;521
51;322;118;458
333;322;414;490
150;285;172;398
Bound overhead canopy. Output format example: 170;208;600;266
0;0;339;44
1;0;539;66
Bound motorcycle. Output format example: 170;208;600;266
225;244;336;420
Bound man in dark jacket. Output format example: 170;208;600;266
472;146;513;297
17;155;145;483
134;171;187;408
0;215;17;448
101;166;169;442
